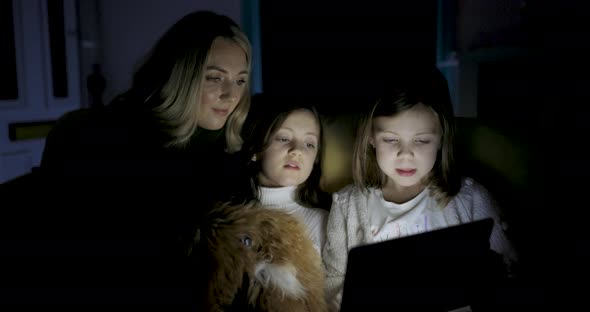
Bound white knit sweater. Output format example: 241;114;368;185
322;177;516;310
259;186;328;254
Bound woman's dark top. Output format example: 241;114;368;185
26;99;253;308
41;99;251;230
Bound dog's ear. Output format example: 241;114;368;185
203;215;257;309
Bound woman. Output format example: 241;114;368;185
42;10;251;186
42;10;253;215
36;10;253;308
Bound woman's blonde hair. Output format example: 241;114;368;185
352;71;460;206
130;11;252;152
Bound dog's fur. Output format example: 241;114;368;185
195;200;327;312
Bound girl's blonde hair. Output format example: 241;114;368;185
352;73;460;206
129;11;252;152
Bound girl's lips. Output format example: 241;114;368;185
396;169;416;176
284;161;300;170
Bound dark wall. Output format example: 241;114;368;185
259;1;438;115
474;0;590;122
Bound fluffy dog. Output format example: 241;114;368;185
194;200;327;312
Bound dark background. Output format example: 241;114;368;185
259;1;437;115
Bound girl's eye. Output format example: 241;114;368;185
305;143;316;149
236;79;247;86
383;138;398;143
415;139;431;144
276;137;290;143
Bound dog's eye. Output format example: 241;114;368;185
240;235;252;247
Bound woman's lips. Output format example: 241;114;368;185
212;108;229;116
396;169;416;176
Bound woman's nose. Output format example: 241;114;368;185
220;81;238;102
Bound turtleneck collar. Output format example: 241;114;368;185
191;127;224;146
259;186;298;208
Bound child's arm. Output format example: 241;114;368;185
468;179;519;265
322;192;350;311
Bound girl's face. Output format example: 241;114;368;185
198;37;249;130
371;103;441;191
257;109;320;188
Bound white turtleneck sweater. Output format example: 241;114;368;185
258;186;328;254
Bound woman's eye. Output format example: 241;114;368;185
415;139;431;144
383;138;398;143
236;79;247;86
206;76;222;82
276;137;289;143
305;143;316;149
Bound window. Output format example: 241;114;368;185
0;0;19;100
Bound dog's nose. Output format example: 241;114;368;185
240;235;252;247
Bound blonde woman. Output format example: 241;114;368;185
41;10;253;200
36;11;253;308
43;10;251;170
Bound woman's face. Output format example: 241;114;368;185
257;109;320;188
198;37;248;130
